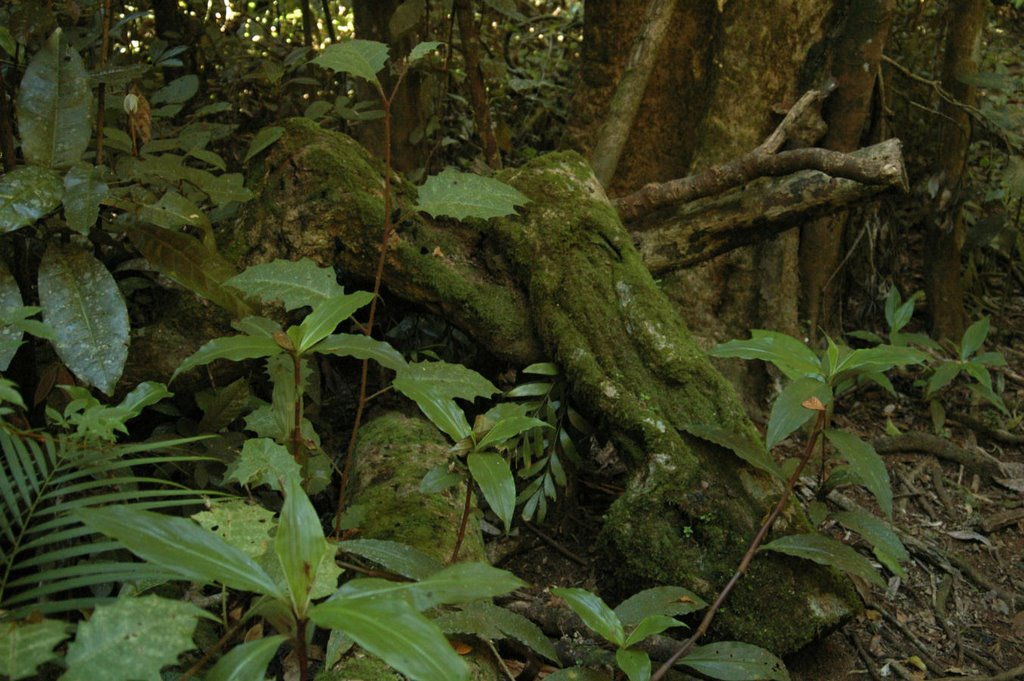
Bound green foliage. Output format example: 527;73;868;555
0;618;69;680
415;168;530;220
924;316;1008;417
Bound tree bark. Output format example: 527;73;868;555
454;0;501;169
800;0;895;337
924;0;986;339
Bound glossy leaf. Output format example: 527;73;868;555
62;596;205;681
416;168;530;220
339;539;441;580
16;29;92;168
0;618;68;681
172;334;283;380
312;39;389;85
62;164;108;234
552;587;624;647
760;534;885;587
476;415;550;451
205;635;287;681
395;360;499;402
277;474;331;614
38;243;128;395
129;223;252;318
243;125;284;162
709;331;820;380
335;562;522;612
834;345;925;380
833;509;908;577
766;377;830;450
617;649;650;681
75;506;285;598
0;261;25;370
682;424;781;481
313;333;408;371
295;291;374;352
138;191;214;244
680;641;789;681
309;596;468;681
467;452;516;533
825;429;892;518
624;614;685;648
614;585;706;628
0;166;63;233
225;258;344;310
960;317;989;359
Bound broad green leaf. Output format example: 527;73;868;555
623;614;685;648
0;26;14;56
0;261;25;370
38;242;128;395
115;381;172;420
62;163;108;234
196;378;252;432
682;424;781;481
173;334;283;380
309;596;469;681
960;317;989;360
312;40;389;85
225;258;344;310
505;381;553;398
476;415;550;451
277;474;331;614
420;464;463;493
551;587;624;647
416;168;530;220
0;165;63;233
390;0;426;38
523;362;559;375
614;586;706;628
295;291;374;352
340;539;442;580
0;377;24;408
192;498;276;559
76;506;285;598
243;125;284;163
0;618;68;681
409;40;443;63
760;534;885;587
16;29;91;168
766;377;830;450
467;452;516;532
834;345;925;381
435;601;559;662
129;223;252;318
150;74;199;105
205;635;287;681
138;191;214;246
709;331;821;380
313;333;408;371
394;360;499;402
62;596;205;681
681;641;789;681
616;648;651;681
543;669;610;681
825;429;892;518
226;437;302;492
335;562;523;611
833;509;908;577
926;361;962;397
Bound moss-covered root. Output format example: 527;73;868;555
491;152;858;655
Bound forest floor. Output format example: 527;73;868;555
489;337;1024;681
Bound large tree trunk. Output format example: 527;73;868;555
220;119;859;655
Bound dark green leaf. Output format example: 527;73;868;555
543;669;610;681
62;164;107;234
312;40;389;85
276;473;330;614
38;243;128;395
680;641;789;681
62;596;206;681
476;416;549;451
192;498;276;559
419;464;463;494
390;0;425;39
339;539;442;580
834;345;926;380
613;586;706;628
295;291;374;352
709;331;820;380
313;333;407;371
76;506;285;598
833;509;908;577
138;191;214;246
336;563;523;611
150;74;199;105
766;378;830;450
225;258;344;310
0;166;63;233
467;452;516;532
129;223;253;318
925;361;962;397
624;614;685;648
226;438;302;492
825;429;892;518
0;618;68;681
243;125;284;163
16;29;91;168
683;424;781;481
416;168;530;220
960;317;989;360
205;635;287;681
436;601;559;662
196;378;252;432
616;648;650;681
551;587;624;647
309;596;468;681
0;261;25;370
395;360;499;402
760;534;885;587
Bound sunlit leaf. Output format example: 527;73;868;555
16;29;92;168
312;40;389;86
192;498;276;559
38;243;128;395
709;331;820;380
416;169;530;220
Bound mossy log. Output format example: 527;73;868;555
223;118;858;655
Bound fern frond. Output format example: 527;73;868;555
0;428;224;618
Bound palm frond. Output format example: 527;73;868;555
0;428;225;618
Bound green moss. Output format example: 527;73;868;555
316;654;403;681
